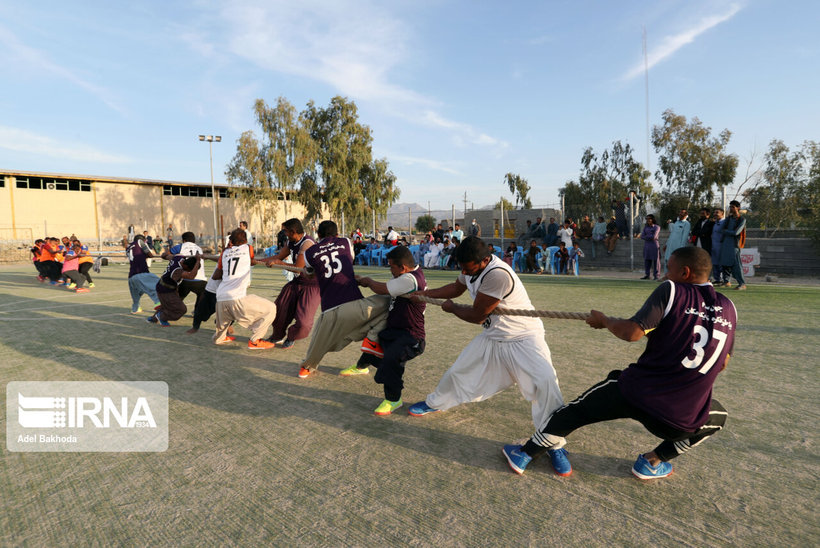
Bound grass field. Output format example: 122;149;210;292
1;262;818;546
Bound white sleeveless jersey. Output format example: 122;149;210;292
178;241;207;281
216;244;252;301
458;255;544;339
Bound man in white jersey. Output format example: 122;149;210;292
213;229;276;349
164;232;207;308
407;236;571;475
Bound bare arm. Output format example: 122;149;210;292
416;280;467;300
356;276;389;295
442;291;500;325
586;309;644;342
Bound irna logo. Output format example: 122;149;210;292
18;393;157;428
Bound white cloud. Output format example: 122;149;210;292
0;126;131;163
0;24;127;115
622;3;743;80
390;154;462;176
193;0;507;154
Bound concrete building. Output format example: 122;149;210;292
0;169;320;249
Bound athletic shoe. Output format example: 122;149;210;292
75;288;90;293
735;284;747;291
361;337;384;358
248;339;275;350
640;275;649;280
723;282;732;288
502;444;532;475
297;367;312;379
340;365;370;376
146;314;158;324
88;283;95;288
67;283;77;289
131;308;143;314
37;276;45;282
631;454;673;480
408;401;440;416
277;338;295;349
548;448;573;477
49;281;59;285
374;399;403;416
216;336;236;345
158;315;171;327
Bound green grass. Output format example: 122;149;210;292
1;263;818;546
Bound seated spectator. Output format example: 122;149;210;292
605;216;619;254
423;237;443;268
503;243;516;267
568;241;585;274
556;242;570;274
591;216;607;259
525;239;541;273
578;215;593;240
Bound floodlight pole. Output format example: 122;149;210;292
199;134;221;251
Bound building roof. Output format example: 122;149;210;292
0;168;229;188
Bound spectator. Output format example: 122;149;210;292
719;200;747;290
605;217;619;254
556;242;569;274
532;217;546;242
432;224;445;242
525;239;541;273
711;209;728;285
503;242;516;267
578;215;593;241
693;208;714;255
166;224;174;248
468;218;481;237
568;241;585;274
639;214;661;280
451;223;464;242
424;237;443;269
385;226;399;246
663;209;691;269
557;220;574;248
613;199;628;238
591;216;607;259
143;231;153;249
546;218;559;246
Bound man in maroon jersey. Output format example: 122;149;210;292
503;246;737;480
296;220;389;379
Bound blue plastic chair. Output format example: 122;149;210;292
379;246;396;266
369;246;382;266
542;246;559;274
356;248;369;265
408;245;421;265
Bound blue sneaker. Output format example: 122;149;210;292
548;447;572;477
157;312;170;327
407;401;440;416
146;314;158;324
502;444;532;475
631;454;673;480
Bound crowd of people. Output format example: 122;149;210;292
30;236;96;292
26;214;741;482
637;200;748;290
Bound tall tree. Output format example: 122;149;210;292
225;97;316;235
652;109;738;210
560;141;652;220
503;173;532;209
415;214;436;233
302;96;373;221
744;139;804;235
358;158;401;229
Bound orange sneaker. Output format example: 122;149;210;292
248;339;275;350
216;335;236;345
361;337;384;358
75;287;90;293
297;367;312;379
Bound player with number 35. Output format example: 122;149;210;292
296;220;390;379
502;246;737;480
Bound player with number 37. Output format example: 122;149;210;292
502;246;737;480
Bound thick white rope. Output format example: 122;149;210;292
409;294;590;321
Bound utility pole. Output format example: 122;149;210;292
463;192;468;218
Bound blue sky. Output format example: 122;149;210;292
1;0;817;210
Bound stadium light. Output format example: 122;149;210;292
199;135;222;251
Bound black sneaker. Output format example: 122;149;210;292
278;339;295;349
